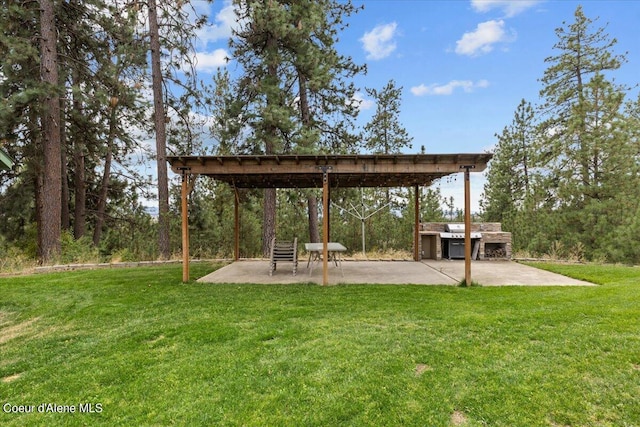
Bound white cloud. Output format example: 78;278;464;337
455;19;512;56
471;0;542;18
360;22;398;60
351;92;375;111
195;0;237;47
194;49;230;72
411;80;489;96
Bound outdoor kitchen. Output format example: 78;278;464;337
419;222;512;261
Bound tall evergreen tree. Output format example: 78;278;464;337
147;0;171;259
139;0;212;259
362;79;412;155
538;5;627;195
288;0;364;243
481;99;549;253
0;1;43;255
230;0;292;255
537;5;636;259
359;79;412;249
482;99;536;224
39;0;62;262
229;0;364;255
1;0;166;261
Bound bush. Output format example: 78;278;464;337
59;232;100;264
0;245;36;272
110;248;139;263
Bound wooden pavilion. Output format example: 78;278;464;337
167;153;492;285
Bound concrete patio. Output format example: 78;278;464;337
197;259;595;286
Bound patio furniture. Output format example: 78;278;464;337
305;242;347;276
269;237;298;276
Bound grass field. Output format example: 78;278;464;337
1;262;639;426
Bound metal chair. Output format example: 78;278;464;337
269;237;298;276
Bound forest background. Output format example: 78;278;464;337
1;0;639;268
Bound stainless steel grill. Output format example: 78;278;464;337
440;224;481;259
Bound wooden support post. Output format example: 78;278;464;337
327;185;331;242
414;185;420;261
181;170;190;282
234;187;240;261
322;168;330;286
463;166;473;286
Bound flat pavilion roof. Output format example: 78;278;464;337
167;153;492;188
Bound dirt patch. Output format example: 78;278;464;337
414;363;433;377
633;364;640;371
2;373;21;383
0;316;41;345
451;410;468;426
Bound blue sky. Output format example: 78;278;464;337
188;0;640;210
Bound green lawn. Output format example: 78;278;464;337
1;263;639;426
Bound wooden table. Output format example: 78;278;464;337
305;242;347;276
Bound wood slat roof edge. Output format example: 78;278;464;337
168;153;492;165
166;153;493;188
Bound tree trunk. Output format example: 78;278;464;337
60;95;70;231
39;0;62;262
261;30;278;257
307;194;320;243
34;172;44;260
72;82;86;239
262;188;276;256
93;103;117;246
148;0;171;259
297;72;320;242
73;138;86;239
69;0;86;239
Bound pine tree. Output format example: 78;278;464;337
39;0;62;262
288;0;364;243
0;1;43;255
229;0;364;255
230;0;292;255
1;0;167;261
139;0;213;259
482;99;536;223
537;5;637;260
359;79;413;249
147;0;172;259
538;5;627;197
362;79;412;155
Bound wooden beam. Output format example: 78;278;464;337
322;168;330;286
464;166;471;286
170;157;481;178
181;171;190;282
234;187;240;261
414;185;420;261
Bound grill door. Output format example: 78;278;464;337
448;239;465;259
